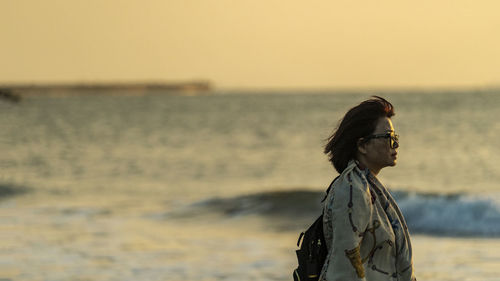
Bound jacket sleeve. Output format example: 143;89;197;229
321;171;373;281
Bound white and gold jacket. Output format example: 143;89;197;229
319;160;416;281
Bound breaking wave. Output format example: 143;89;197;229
176;189;500;237
393;191;500;237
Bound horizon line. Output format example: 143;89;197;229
1;80;499;94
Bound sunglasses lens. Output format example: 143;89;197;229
391;135;399;148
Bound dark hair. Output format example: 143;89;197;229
324;96;395;173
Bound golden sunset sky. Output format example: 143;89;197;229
1;0;500;89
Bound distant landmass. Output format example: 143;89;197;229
0;80;212;100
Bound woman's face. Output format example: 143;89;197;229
361;117;398;170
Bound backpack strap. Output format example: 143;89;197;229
296;232;305;247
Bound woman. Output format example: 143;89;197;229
320;96;416;281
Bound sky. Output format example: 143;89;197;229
1;0;500;89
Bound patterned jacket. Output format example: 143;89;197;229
319;160;416;281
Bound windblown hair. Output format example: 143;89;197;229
324;96;395;173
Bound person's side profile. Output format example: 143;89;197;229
320;96;416;281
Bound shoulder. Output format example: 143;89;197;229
330;160;371;200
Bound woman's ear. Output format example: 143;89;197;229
357;138;368;155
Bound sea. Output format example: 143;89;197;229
1;90;500;281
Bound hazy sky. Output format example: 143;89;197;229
2;0;500;89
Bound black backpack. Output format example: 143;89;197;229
293;178;337;281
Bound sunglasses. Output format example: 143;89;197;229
363;132;399;149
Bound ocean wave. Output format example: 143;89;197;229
393;191;500;237
0;183;30;198
177;189;500;237
189;190;324;218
